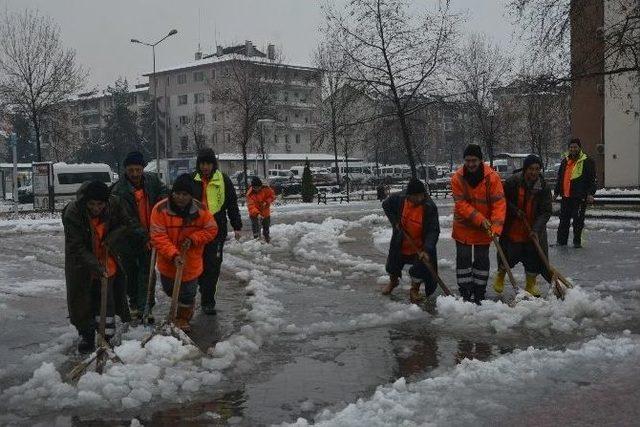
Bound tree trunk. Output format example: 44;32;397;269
331;104;341;187
344;140;350;202
396;109;417;178
32;111;42;162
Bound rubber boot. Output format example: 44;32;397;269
175;304;195;333
525;274;541;297
381;276;400;295
472;285;486;305
493;270;506;294
459;287;473;303
77;329;95;354
409;282;422;304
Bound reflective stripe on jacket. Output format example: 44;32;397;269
451;163;506;245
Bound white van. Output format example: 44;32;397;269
289;166;330;179
268;169;293;179
53;162;113;203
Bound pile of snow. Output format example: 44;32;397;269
286;333;640;426
433;286;628;336
0;217;62;236
595;279;640;298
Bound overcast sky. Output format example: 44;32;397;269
1;0;518;89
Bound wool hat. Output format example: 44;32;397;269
569;138;582;147
171;174;194;196
196;148;218;167
123;151;145;167
463;144;483;160
84;180;110;202
251;177;263;187
406;178;426;195
523;154;543;171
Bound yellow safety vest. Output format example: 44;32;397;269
193;170;226;214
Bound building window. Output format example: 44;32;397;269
211;69;216;79
283;92;288;102
294;113;299;119
194;93;206;104
83;130;90;140
177;74;187;84
180;136;189;151
226;133;231;144
195;113;205;123
179;115;190;125
166;76;170;86
295;134;301;144
178;95;188;105
212;112;217;122
305;116;309;123
274;163;283;170
284;116;289;122
193;71;204;82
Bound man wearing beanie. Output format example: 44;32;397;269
110;151;168;322
247;176;276;242
451;144;506;304
554;138;597;248
381;178;440;303
62;180;133;353
192;148;242;315
493;154;552;298
149;174;218;332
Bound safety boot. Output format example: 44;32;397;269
493;270;506;294
525;274;541;297
381;276;400;295
175;304;195;333
459;287;473;303
409;282;422;304
77;329;95;354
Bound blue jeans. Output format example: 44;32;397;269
160;275;198;305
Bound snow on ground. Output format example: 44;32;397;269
286;333;640;427
433;288;627;336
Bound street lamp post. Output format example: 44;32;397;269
131;29;178;179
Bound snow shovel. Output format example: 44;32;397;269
485;225;520;307
142;247;158;325
67;251;123;381
518;216;572;300
395;224;452;297
140;245;202;353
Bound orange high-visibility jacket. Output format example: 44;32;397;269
150;198;218;282
451;163;506;245
247;186;276;218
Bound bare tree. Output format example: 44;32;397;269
43;106;82;162
209;59;280;190
0;8;86;161
186;107;206;151
324;0;458;177
448;34;513;164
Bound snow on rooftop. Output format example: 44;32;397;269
145;53;319;76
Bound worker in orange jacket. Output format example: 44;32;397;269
150;174;218;332
451;144;506;304
247;177;276;243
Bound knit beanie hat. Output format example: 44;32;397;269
569;138;582;147
406;178;426;195
123;151;145;167
523;154;543;171
463;144;483;160
84;180;110;202
196;148;218;167
171;174;194;196
251;176;263;187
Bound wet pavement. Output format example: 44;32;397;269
0;200;639;426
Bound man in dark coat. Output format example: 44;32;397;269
493;155;552;297
192;148;242;315
554;138;597;248
62;181;133;353
110;151;168;321
381;178;440;303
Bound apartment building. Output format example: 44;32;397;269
144;41;322;158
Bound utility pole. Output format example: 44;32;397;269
10;133;18;215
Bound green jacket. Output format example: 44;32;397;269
110;172;168;254
62;186;133;331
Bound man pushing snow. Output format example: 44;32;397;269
381;178;440;303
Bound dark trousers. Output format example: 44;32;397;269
160;275;198;305
456;242;490;291
251;216;271;239
121;247;153;311
496;239;542;275
557;197;587;245
398;254;437;296
198;240;224;307
90;277;115;340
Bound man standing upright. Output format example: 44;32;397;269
192;148;242;315
110;151;168;322
451;144;506;304
554;138;597;248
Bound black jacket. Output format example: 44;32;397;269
554;153;597;200
192;171;242;243
62;186;133;331
382;193;440;277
